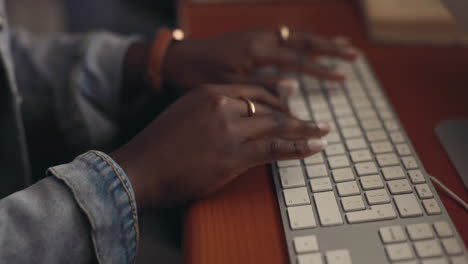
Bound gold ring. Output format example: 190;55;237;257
242;97;256;117
279;25;290;43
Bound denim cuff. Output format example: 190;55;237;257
47;151;139;264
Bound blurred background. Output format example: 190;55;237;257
6;0;175;36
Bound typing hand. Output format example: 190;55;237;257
162;28;358;96
110;84;329;210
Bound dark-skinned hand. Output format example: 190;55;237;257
123;29;358;101
110;84;329;210
162;29;357;95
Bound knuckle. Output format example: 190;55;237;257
208;94;229;111
293;140;310;156
268;139;282;159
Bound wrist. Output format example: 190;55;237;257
109;148;153;211
122;42;150;103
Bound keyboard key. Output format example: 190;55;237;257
402;156;418;169
376;153;400;166
342;127;362;139
332;167;355;182
382;166;406;180
314;111;333;121
379;109;393;120
385;243;414;261
297;253;323;264
433;222;453;237
361;118;382;130
288;205;317;230
350;149;373;162
328;155;350;169
356;108;377;119
338;116;358;128
387;179;412;194
395;261;419;264
347;203;396;224
390;132;405;143
450;256;468;264
310;178;333;192
277;159;301;167
345;138;367;150
415;184;433;199
408;170;425;184
366;130;388;142
326;143;346;156
422;258;448;264
326;131;341;143
314;191;343;226
422;199;441;215
294;235;319;253
379;226;406;243
407;223;434;241
395;143;411;156
304;153;324;165
360;175;384;190
325;249;352;264
335;109;354;119
341;195;365;212
355;162;378;176
441;238;463;255
306;164;329;178
365;189;390;204
283;187;311;206
371;141;393;154
384;120;399;131
279;167;306;188
414;240;443;258
394;194;423;217
337;182;360;197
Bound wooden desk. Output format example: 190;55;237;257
180;2;468;263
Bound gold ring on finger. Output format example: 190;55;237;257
241;97;256;117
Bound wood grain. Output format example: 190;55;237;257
180;2;468;264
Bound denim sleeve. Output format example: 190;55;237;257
9;30;142;150
0;151;139;264
48;151;139;264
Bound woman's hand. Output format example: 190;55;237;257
162;29;358;94
110;84;329;210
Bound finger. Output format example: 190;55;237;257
268;48;345;80
288;32;358;60
213;84;288;113
230;75;300;105
237;112;330;139
239;137;328;166
228;97;274;117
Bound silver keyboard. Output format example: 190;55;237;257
271;55;468;264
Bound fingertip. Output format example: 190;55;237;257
307;138;327;152
316;121;331;132
277;79;300;97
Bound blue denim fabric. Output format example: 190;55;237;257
0;151;139;264
49;151;139;264
0;0;144;262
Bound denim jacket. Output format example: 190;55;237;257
0;1;140;263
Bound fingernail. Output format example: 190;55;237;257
307;138;328;152
278;79;299;97
316;122;331;131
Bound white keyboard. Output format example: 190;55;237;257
271;55;467;264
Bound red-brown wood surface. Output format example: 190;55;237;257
180;2;468;264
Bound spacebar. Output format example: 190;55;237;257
346;204;397;224
314;191;343;226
